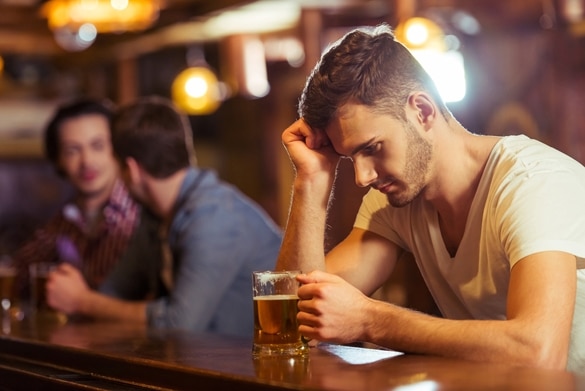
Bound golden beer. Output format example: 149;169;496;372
0;268;16;310
252;270;307;356
30;274;51;311
254;295;299;343
253;294;308;356
28;263;66;324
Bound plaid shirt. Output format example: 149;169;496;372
13;180;140;298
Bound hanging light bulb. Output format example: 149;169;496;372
41;0;159;34
394;17;446;51
172;66;222;116
53;23;97;51
395;16;466;103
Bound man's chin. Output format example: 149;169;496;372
386;187;424;208
387;197;409;208
385;191;414;208
78;184;107;199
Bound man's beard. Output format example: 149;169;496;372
386;120;432;208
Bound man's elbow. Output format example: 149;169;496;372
516;337;568;370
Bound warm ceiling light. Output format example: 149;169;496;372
41;0;159;33
394;17;446;51
395;17;466;103
172;67;223;116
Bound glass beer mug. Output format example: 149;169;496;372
252;270;308;357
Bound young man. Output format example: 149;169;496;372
276;24;585;372
13;99;141;297
47;96;282;337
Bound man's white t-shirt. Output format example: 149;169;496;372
354;135;585;371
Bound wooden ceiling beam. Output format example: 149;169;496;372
0;30;62;56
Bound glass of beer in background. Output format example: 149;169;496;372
29;263;67;324
0;256;16;316
252;270;308;357
29;263;57;314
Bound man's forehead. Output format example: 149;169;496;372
325;120;372;158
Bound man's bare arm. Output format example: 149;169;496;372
275;173;333;272
275;119;339;272
47;263;147;323
325;228;400;295
77;290;147;323
298;251;575;370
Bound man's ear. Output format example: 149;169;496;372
407;92;436;127
125;157;142;185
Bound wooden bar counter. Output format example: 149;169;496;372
0;314;582;390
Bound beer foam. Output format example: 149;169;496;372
254;270;299;285
253;294;298;300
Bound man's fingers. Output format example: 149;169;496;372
54;262;82;278
282;118;312;142
282;118;333;151
297;270;337;284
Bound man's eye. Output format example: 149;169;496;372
363;143;380;156
62;147;78;156
92;141;106;151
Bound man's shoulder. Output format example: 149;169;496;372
488;135;582;179
183;169;251;206
495;135;566;160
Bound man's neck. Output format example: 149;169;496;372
425;126;500;220
77;180;117;219
427;131;500;255
148;169;188;223
74;190;111;235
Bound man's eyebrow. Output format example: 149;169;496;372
350;137;376;156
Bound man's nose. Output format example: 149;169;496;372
79;148;94;167
354;161;377;188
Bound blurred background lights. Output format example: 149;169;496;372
185;76;208;98
406;22;429;46
451;10;481;35
413;49;466;103
396;16;466;103
203;0;299;36
172;66;222;115
394;380;440;391
396;17;446;51
241;37;270;98
111;0;130;11
53;25;97;51
42;0;159;34
78;23;97;42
